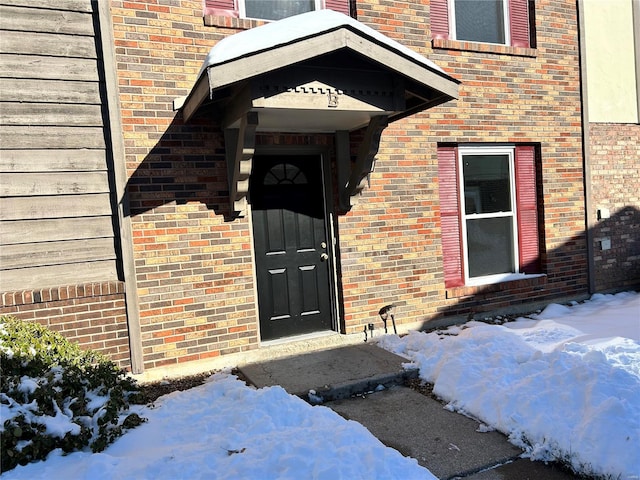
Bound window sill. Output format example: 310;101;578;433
432;38;536;58
203;14;265;29
446;273;546;299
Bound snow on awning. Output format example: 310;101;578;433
199;9;445;75
181;10;460;217
182;9;459;126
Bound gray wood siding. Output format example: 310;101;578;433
0;126;106;149
0;78;102;104
0;54;100;81
0;31;98;57
0;103;104;126
0;194;113;221
0;262;119;291
0;149;107;172
0;0;120;291
0;217;115;245
0;172;110;196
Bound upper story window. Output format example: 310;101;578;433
242;0;321;21
431;0;533;49
452;0;508;45
204;0;351;22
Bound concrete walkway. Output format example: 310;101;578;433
239;343;578;480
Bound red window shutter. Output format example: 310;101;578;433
430;0;450;40
204;0;238;17
514;145;540;273
437;146;465;288
509;0;530;48
325;0;351;16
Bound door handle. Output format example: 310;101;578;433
320;253;329;261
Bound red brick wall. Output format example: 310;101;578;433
0;282;130;369
110;1;261;370
109;0;590;368
589;122;640;292
339;0;588;330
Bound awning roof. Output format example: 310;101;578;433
199;10;447;76
181;10;460;217
182;9;460;128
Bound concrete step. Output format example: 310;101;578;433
239;342;417;402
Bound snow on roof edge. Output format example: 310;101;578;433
198;10;447;78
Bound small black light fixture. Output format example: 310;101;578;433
363;323;375;342
378;304;397;334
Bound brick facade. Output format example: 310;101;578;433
589;123;640;292
0;282;130;368
111;1;261;370
105;0;590;371
340;0;588;328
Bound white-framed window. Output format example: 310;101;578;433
240;0;322;21
438;143;540;288
458;146;519;284
449;0;510;45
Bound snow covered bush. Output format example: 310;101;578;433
0;316;144;473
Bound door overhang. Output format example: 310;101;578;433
182;10;460;216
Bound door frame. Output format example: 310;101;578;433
248;145;340;342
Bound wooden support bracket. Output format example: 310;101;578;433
224;111;258;217
343;115;389;209
336;130;351;211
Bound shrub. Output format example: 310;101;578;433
0;316;145;473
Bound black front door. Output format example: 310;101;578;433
250;155;333;341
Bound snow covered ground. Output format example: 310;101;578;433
379;291;640;479
3;378;433;479
3;291;638;479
